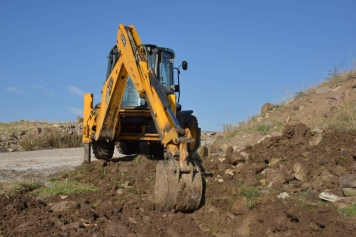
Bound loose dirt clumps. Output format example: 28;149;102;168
1;123;356;236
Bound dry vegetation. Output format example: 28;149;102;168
220;65;356;145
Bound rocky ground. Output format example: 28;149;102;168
0;120;82;152
1;68;356;236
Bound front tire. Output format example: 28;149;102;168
92;140;115;160
184;115;201;153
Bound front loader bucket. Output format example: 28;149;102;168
153;159;203;212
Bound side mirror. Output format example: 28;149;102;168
182;61;188;70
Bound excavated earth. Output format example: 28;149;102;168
1;123;356;236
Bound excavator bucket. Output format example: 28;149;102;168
153;159;203;212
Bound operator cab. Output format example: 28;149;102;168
146;45;175;94
105;44;185;108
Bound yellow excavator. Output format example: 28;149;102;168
82;24;202;212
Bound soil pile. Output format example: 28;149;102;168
1;124;356;236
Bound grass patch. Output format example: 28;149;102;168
256;123;271;134
33;180;97;196
239;185;260;198
339;204;356;217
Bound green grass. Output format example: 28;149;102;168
339;204;356;217
239;185;260;198
34;180;98;196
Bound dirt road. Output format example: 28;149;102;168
0;148;122;183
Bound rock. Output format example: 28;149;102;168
261;103;272;115
332;85;342;91
60;195;68;200
239;151;249;160
334;196;356;209
237;214;254;237
332;92;344;101
193;146;208;158
235;163;245;173
319;191;340;202
315;86;330;94
293;163;307;181
128;217;137;224
209;144;222;155
339;174;356;188
228;153;244;165
321;170;338;183
277;192;289;199
217;163;226;172
309;133;322;146
334;165;347;176
225;146;234;156
265;168;286;185
116;188;125;195
299;105;304;111
104;223;130;236
231;200;247;215
243;177;260;187
309;222;320;231
285;115;291;124
301;182;311;190
342;188;356;197
218;157;225;162
225;169;235;176
50;201;80;212
311;178;323;191
268;158;280;167
268;130;283;137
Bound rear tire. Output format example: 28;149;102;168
116;141;139;155
184;115;201;153
147;142;164;158
92;140;115;160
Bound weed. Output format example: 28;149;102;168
256;124;271;134
239;185;260;199
337;157;348;165
246;200;257;209
93;199;101;207
99;167;106;176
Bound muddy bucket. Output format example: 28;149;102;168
153;160;203;212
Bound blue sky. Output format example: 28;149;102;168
1;1;355;131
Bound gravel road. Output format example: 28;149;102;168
0;148;122;183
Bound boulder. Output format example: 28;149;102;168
339;174;356;188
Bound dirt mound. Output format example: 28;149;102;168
0;120;82;152
1;124;356;236
0;156;211;236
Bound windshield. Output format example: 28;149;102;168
121;77;145;107
159;51;173;91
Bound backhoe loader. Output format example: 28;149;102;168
82;24;202;212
